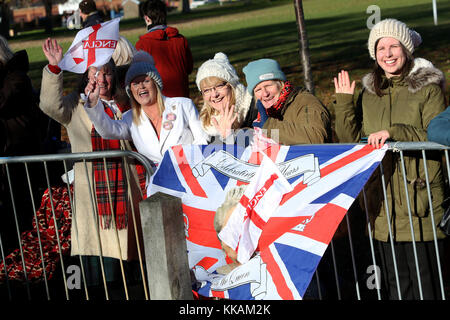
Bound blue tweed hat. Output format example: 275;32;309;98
242;58;286;94
125;50;163;97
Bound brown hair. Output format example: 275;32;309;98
140;0;167;26
372;40;413;97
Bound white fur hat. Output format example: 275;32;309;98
368;19;415;60
196;52;240;91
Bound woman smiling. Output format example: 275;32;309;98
196;52;256;143
333;19;446;300
85;51;208;167
242;58;330;145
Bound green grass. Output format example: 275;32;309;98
11;0;450;107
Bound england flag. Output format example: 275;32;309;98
58;18;120;73
219;154;293;264
148;143;387;299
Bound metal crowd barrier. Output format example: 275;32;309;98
0;150;154;301
0;143;449;300
307;142;449;301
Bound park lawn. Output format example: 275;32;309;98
14;0;449;108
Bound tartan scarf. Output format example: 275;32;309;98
265;80;293;119
91;101;146;230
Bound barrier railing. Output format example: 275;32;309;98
307;142;448;300
0;143;448;300
0;150;154;301
385;142;448;300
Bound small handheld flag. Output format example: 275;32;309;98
58;18;120;74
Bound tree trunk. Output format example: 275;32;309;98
0;1;11;38
293;0;314;94
178;0;191;13
44;0;53;34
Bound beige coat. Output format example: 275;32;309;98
39;66;143;260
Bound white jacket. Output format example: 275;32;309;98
85;96;208;164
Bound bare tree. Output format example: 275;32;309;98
293;0;314;94
178;0;191;13
0;0;11;38
43;0;53;33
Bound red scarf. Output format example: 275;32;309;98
91;101;146;230
265;81;293;119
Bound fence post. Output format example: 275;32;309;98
139;192;193;300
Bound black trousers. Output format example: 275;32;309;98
378;240;445;300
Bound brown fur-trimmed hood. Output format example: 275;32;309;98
362;58;445;94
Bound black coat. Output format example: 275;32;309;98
0;50;46;253
0;50;42;156
81;12;103;28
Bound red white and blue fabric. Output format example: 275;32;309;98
148;143;387;299
58;18;120;74
219;155;293;263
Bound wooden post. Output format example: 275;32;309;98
139;192;193;300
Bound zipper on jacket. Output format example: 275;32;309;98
388;81;403;207
388;79;393;127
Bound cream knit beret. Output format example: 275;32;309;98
111;36;137;67
368;19;414;60
196;52;240;91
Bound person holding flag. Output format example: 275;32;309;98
39;32;146;298
84;50;208;170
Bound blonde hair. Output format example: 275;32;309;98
274;80;284;90
131;80;165;125
0;35;13;66
199;76;236;129
112;36;137;67
214;185;246;235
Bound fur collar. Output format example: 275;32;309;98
362;58;445;94
202;83;253;137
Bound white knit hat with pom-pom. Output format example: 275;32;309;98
196;52;240;91
125;50;163;96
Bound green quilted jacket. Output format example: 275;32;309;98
333;58;446;242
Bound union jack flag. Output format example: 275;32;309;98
148;143;387;299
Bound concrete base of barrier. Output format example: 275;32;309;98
139;192;193;300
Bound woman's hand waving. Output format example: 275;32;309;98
334;70;356;95
42;38;63;66
212;103;238;140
